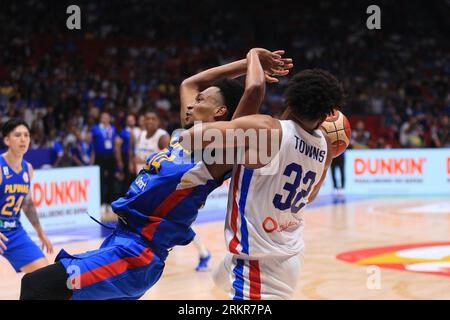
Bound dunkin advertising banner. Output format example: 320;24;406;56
345;149;450;195
21;166;101;234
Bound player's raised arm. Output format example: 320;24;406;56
232;49;292;120
180;48;268;150
180;60;246;127
231;48;267;121
180;49;292;126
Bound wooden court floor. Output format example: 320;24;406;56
1;196;449;300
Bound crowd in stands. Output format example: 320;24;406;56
1;0;449;157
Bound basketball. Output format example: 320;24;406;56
320;110;351;158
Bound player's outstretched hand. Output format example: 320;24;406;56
0;232;8;254
253;48;294;83
38;231;54;255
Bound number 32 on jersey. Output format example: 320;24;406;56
272;163;316;213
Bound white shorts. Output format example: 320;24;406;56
212;252;304;300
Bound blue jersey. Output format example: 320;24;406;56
111;133;220;250
0;155;30;231
71;140;94;165
91;124;116;156
51;140;64;164
119;128;131;155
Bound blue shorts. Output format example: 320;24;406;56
0;226;45;273
56;225;167;300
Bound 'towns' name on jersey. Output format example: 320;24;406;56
294;135;326;163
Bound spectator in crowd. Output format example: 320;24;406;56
432;116;450;148
57;143;75;168
400;117;424;148
46;128;64;167
29;121;45;149
133;109;170;175
71;130;95;166
43;106;58;136
351;121;371;149
114;114;137;193
91;111;116;212
375;137;392;149
137;114;145;138
0;0;448;172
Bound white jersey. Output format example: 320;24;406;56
224;120;328;258
132;127;142;141
135;128;168;174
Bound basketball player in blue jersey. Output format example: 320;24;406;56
0;119;54;275
20;48;292;300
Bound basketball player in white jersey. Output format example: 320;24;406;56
179;48;293;272
134;110;170;174
180;64;345;299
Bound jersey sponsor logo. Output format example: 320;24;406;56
262;216;300;233
23;172;29;183
3;220;17;229
0;220;18;229
278;220;300;232
447;157;450;174
262;217;277;233
5;175;12;179
135;175;147;190
337;242;450;277
354;157;427;175
2;166;9;176
294;135;326;163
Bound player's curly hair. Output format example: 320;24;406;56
213;78;244;120
284;69;345;121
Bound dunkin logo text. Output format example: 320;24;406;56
354;157;426;175
447;157;450;175
33;179;90;207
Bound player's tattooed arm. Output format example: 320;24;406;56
22;164;40;228
23;163;54;254
22;193;41;228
